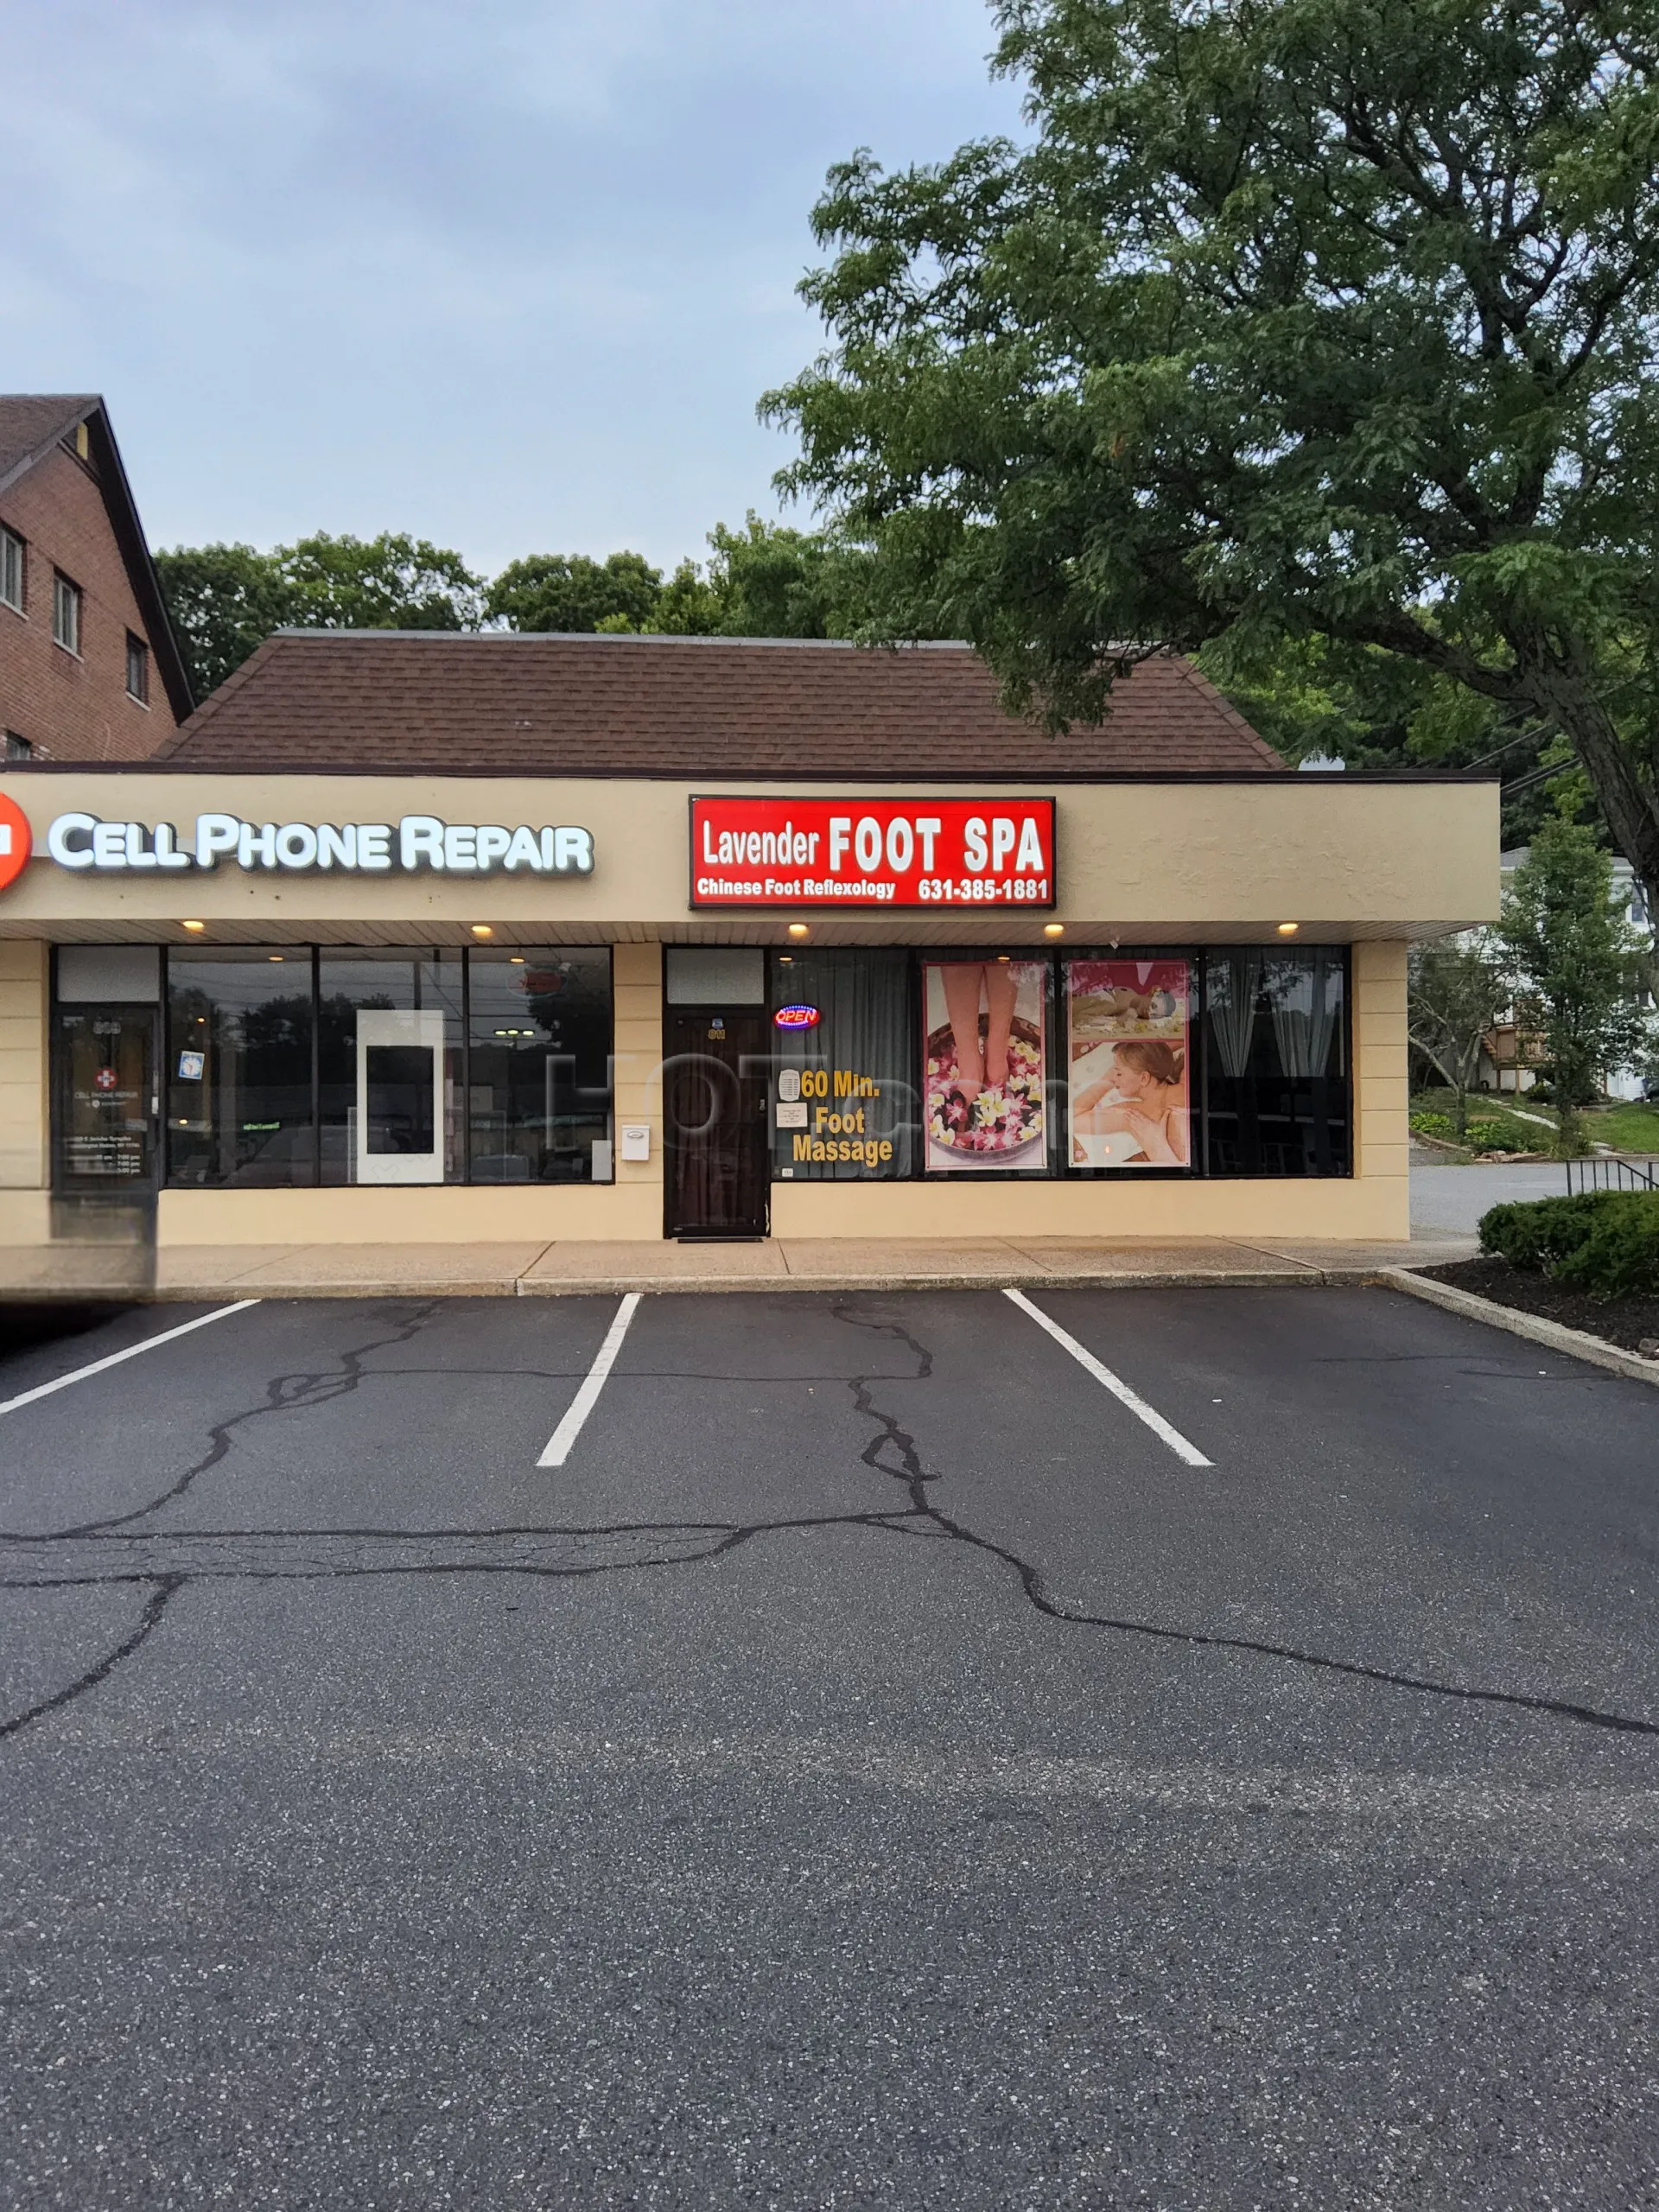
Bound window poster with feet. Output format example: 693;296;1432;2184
1065;958;1192;1169
923;958;1048;1173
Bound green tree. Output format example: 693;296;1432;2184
486;551;663;633
1408;933;1510;1139
280;531;486;632
1499;813;1652;1149
156;531;485;698
603;517;881;639
154;542;298;698
767;0;1659;912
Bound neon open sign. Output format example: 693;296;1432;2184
774;1004;821;1030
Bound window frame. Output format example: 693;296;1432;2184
159;944;617;1190
3;732;32;761
51;570;81;657
124;631;150;706
0;525;23;614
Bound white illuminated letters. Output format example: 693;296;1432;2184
44;810;597;878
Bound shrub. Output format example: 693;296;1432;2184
1465;1118;1525;1153
1478;1191;1659;1297
1410;1110;1454;1137
1554;1195;1659;1300
1478;1192;1621;1271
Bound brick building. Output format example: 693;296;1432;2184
0;396;192;763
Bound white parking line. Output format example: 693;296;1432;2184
0;1300;263;1420
1003;1287;1213;1467
537;1292;641;1467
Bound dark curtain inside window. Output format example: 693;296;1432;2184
771;949;916;1179
1203;948;1350;1176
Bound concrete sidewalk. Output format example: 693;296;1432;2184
0;1231;1478;1301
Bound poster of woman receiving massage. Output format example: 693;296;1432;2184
1065;958;1192;1168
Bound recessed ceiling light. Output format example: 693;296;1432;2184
1277;921;1300;936
1043;922;1065;938
181;919;206;933
471;925;493;938
509;956;525;964
786;923;809;939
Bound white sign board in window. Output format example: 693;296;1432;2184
355;1009;447;1185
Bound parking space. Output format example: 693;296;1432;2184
2;1284;1656;2207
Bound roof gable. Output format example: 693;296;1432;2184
0;394;194;722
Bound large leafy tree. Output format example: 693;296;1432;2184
646;516;878;638
1500;811;1652;1141
766;0;1659;908
279;531;486;632
153;543;298;698
485;551;664;633
157;531;485;698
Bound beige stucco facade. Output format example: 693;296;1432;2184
0;769;1493;1249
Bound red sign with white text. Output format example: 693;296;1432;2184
690;797;1056;910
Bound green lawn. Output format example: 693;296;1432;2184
1409;1087;1659;1155
1409;1089;1555;1153
1592;1100;1659;1152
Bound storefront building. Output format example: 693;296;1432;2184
0;634;1497;1249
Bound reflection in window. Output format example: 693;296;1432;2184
1204;949;1350;1175
166;951;315;1185
317;952;461;1183
467;950;613;1182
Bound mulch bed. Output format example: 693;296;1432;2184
1418;1256;1659;1357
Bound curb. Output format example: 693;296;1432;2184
1380;1268;1659;1389
514;1268;1337;1298
3;1263;1413;1303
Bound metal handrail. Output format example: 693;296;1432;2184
1565;1154;1659;1195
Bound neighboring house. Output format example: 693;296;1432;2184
0;396;192;762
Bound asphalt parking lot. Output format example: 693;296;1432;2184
2;1284;1656;2210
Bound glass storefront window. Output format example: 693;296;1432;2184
166;950;315;1186
318;951;462;1185
467;950;613;1183
1065;957;1193;1171
1203;948;1350;1175
771;949;915;1179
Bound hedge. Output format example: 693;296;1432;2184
1478;1191;1659;1300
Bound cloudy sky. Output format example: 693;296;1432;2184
3;0;1022;579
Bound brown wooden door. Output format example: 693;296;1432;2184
664;1007;771;1238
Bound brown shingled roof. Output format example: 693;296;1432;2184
157;632;1284;779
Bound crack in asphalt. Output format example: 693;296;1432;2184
45;1303;448;1541
1;1297;1655;1745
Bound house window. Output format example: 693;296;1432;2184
52;572;81;656
0;526;22;613
125;632;149;704
3;732;31;760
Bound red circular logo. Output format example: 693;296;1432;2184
0;791;31;894
94;1066;118;1090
